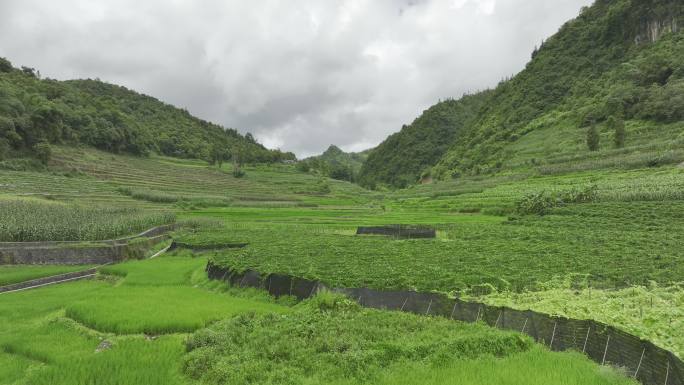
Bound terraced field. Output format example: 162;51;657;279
0;253;637;385
2;146;682;384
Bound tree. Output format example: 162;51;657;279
586;124;600;151
210;144;226;168
0;138;9;160
0;57;12;73
607;116;626;148
232;144;245;178
33;141;51;165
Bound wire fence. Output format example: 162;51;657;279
207;261;683;385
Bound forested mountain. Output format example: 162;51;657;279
357;92;490;188
359;0;684;188
299;145;370;182
0;59;295;164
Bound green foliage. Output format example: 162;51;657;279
0;65;292;163
184;291;532;385
480;280;684;358
303;145;368;182
33;140;51;165
0;57;12;73
0;200;175;241
516;185;598;215
0;265;94;286
359;93;490;188
586;124;600;151
65;285;283;334
607;115;626;148
325;347;637;385
0;138;9;160
360;0;684;185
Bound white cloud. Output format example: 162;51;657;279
0;0;592;157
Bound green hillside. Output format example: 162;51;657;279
359;0;684;188
300;145;370;182
358;92;490;188
0;59;294;163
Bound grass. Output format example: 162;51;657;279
183;291;635;385
0;264;94;286
327;347;637;385
65;285;286;334
0;200;175;241
476;279;684;358
0;254;289;385
1;144;681;384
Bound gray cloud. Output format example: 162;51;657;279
0;0;593;157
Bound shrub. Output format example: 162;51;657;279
33;141;52;165
586;124;600;151
516;185;597;215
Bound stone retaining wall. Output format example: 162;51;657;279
0;225;174;265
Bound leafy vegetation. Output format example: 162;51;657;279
0;61;294;163
0;264;94;286
359;0;684;187
184;291;529;384
300;145;369;182
477;278;684;359
359;92;490;188
0;200;174;241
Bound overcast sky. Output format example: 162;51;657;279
0;0;593;157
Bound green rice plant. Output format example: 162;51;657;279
0;265;94;286
0;200;175;241
25;336;188;385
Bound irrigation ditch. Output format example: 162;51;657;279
206;261;683;385
0;224;175;265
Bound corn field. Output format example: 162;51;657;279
0;201;175;242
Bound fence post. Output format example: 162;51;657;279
450;301;457;319
664;360;669;385
494;311;502;328
634;348;645;378
521;318;528;333
550;322;557;349
583;326;591;353
425;299;432;315
601;335;611;365
400;297;408;311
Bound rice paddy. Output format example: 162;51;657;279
1;146;680;384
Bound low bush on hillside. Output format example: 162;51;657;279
516;185;597;215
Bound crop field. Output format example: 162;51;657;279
1;147;682;384
0;264;94;286
205;198;684;292
0;253;636;385
0;200;175;241
476;280;684;358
